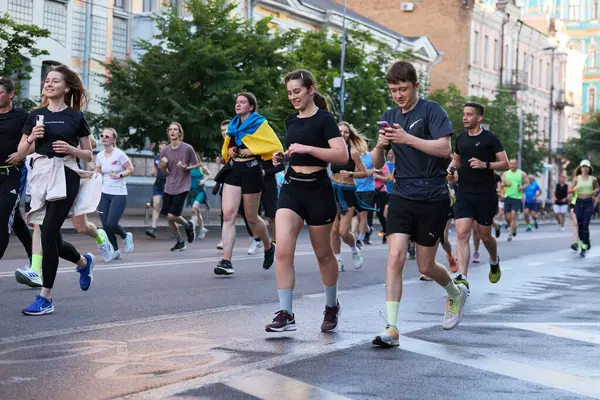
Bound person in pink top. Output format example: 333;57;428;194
373;163;392;244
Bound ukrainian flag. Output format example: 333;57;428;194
221;112;283;162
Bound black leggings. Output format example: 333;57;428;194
373;190;388;233
41;167;82;289
98;193;127;251
0;167;32;260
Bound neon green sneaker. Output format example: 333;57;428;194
489;257;501;284
442;284;468;330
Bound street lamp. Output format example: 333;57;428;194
339;0;347;122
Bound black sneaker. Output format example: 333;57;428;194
214;259;235;275
356;240;363;249
495;225;501;238
364;228;372;245
185;220;196;243
321;301;341;332
265;310;296;332
263;242;276;270
382;235;387;245
580;248;587;257
408;246;416;260
145;227;157;239
571;242;579;251
170;239;186;252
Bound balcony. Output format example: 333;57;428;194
507;70;528;92
554;90;574;109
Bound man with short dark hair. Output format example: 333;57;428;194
372;61;468;348
447;102;509;289
0;77;33;266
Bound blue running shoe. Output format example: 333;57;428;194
22;295;54;316
76;253;95;291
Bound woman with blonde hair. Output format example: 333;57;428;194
96;128;135;260
330;121;373;271
569;159;599;257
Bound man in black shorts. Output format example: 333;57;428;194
448;102;509;287
372;61;468;348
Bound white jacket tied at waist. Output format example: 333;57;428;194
27;153;102;225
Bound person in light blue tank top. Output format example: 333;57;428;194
354;151;376;245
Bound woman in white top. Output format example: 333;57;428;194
96;128;135;260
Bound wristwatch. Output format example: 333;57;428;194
119;173;123;178
486;162;491;169
349;171;354;177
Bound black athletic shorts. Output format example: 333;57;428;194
454;191;498;226
386;195;450;247
504;197;522;214
357;191;374;211
160;191;188;217
224;160;264;194
278;169;337;226
260;178;278;219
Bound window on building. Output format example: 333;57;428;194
112;17;128;59
483;35;489;68
43;1;68;46
590;50;597;68
504;44;510;79
589;88;596;112
72;8;86;57
543;117;548;141
473;31;479;65
143;0;153;12
546;62;551;89
91;15;108;57
8;0;33;24
114;0;124;9
569;0;580;20
593;0;599;19
538;59;543;87
493;38;498;70
530;55;534;86
40;60;61;95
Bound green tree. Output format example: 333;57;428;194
0;13;50;98
98;0;293;154
559;113;600;176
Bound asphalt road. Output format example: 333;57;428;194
0;222;599;400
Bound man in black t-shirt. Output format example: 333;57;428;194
0;77;32;266
553;174;569;230
372;61;468;348
448;102;509;287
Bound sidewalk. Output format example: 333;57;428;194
54;207;600;234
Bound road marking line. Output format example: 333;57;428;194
537;280;570;287
0;305;252;345
504;323;600;345
513;293;561;300
471;303;516;314
399;335;600;399
224;370;352;400
572;284;599;291
304;290;353;299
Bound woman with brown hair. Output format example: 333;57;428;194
17;64;96;315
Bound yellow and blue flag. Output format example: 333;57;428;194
221;112;283;162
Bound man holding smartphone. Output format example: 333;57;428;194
371;61;467;348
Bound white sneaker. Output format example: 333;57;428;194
217;241;223;250
560;227;565;232
15;268;42;288
338;259;345;272
198;227;208;240
124;232;134;253
248;238;263;255
352;250;363;269
97;229;114;263
442;284;468;330
113;250;122;261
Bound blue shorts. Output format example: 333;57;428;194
152;185;164;197
524;201;537;211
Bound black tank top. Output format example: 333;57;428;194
331;144;355;173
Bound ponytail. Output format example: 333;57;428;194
313;91;329;111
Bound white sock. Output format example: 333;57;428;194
490;257;498;265
335;253;342;262
351;247;358;253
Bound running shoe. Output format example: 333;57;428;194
338;259;345;272
408;246;416;260
263;242;276;270
507;234;513;242
217;240;223;250
356;239;363;249
76;253;95;292
372;325;400;347
97;229;114;263
198;227;208;240
352;250;363;269
526;225;532;232
495;225;501;238
214;259;235;275
442;283;468;330
560;227;565;232
447;256;458;273
248;238;263;255
321;301;341;332
472;251;480;263
265;310;296;332
580;248;587;257
145;227;157;239
534;220;539;229
571;242;579;251
185;220;196;243
489;257;501;283
15;268;42;288
382;235;387;245
124;232;134;253
113;250;122;261
419;275;433;281
171;239;186;252
453;274;470;295
364;227;372;245
22;295;54;316
378;231;385;237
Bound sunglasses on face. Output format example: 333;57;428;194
100;135;113;139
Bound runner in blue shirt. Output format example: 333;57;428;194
523;175;542;231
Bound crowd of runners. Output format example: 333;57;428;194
0;61;598;346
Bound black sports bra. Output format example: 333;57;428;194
331;145;355;174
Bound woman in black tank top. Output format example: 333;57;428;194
330;122;371;271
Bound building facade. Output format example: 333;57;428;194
1;0;133;113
